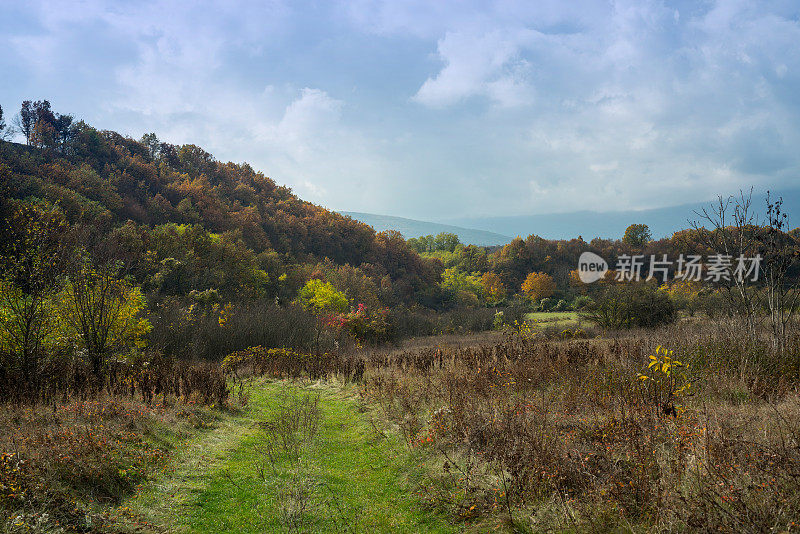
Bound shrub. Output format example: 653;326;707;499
636;345;695;416
572;295;593;310
583;283;675;329
221;346;364;381
325;303;394;345
148;300;322;359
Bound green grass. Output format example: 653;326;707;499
115;388;274;532
524;311;581;328
122;379;458;533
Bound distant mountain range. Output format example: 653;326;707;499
339;212;511;247
446;189;800;240
445;202;708;241
344;188;800;244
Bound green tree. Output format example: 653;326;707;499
16;100;35;144
440;268;483;306
458;244;489;272
0;104;7;140
141;132;161;160
434;232;460;253
623;224;652;247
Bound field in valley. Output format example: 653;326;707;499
5;319;800;533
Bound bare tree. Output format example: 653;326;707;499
694;189;800;354
693;189;761;343
761;194;800;353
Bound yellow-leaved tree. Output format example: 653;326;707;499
58;260;151;377
297;278;350;314
521;272;556;302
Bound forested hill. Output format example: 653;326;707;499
0;109;437;304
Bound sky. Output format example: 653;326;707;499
1;0;799;221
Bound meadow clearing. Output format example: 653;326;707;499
5;312;798;533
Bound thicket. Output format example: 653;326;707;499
583;283;676;329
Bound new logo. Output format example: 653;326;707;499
577;251;608;283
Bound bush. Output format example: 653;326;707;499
326;304;395;345
554;299;569;311
583;283;675;329
221;346;364;381
388;306;501;338
148;299;323;359
572;295;593;310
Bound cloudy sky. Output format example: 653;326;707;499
1;0;799;220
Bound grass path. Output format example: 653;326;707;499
121;379;458;533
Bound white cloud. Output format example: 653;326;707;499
2;0;799;219
413;29;536;107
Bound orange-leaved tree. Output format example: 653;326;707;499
481;272;507;305
521;272;555;301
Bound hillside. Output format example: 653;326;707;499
0;120;438;305
339;211;510;246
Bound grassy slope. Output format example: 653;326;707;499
122;380;457;533
524;311;580;328
114;393;269;532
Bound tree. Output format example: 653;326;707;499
141;133;161;160
30;119;57;149
521;272;555;301
15;100;35;144
433;232;460;253
297;279;350;314
0;104;8;140
32;100;55;126
0;205;68;391
458;244;489;272
761;194;800;352
440;267;483;306
623;224;652;247
407;235;433;253
481;272;507;305
53;113;74;151
692;190;766;345
59;258;151;377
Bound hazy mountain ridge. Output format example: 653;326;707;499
340;211;511;246
442;190;800;240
